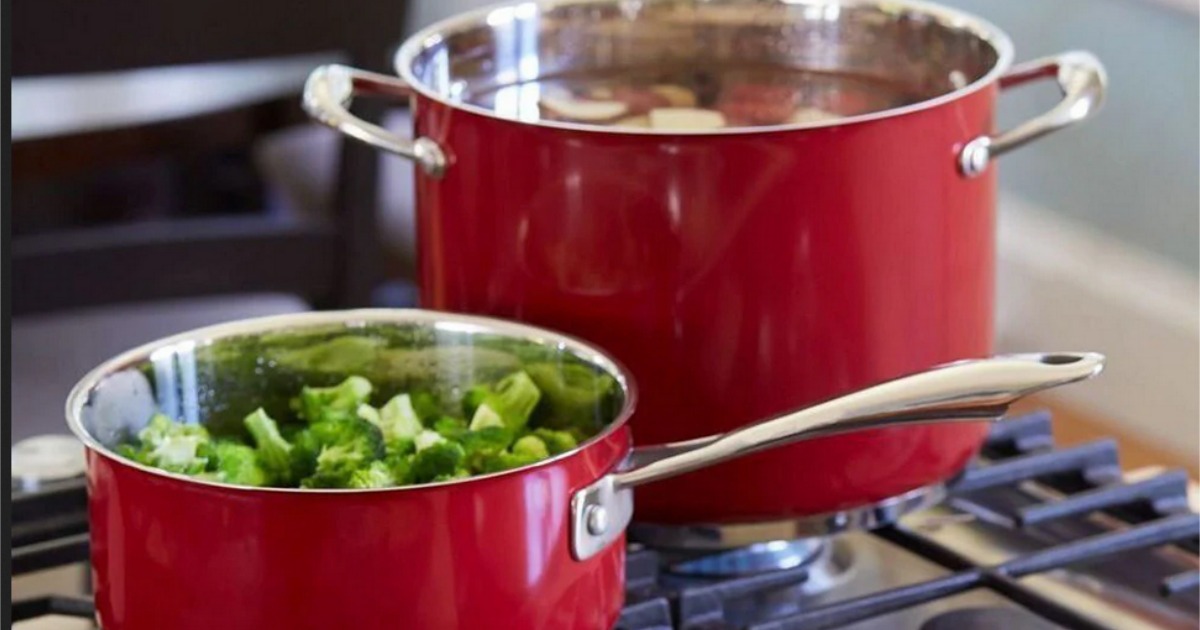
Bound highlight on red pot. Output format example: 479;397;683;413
77;315;627;491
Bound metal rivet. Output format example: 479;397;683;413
959;136;992;178
586;505;609;535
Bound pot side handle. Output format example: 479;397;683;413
959;51;1107;178
569;352;1106;561
302;64;448;178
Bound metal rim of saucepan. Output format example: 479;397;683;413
64;309;640;495
391;0;1017;136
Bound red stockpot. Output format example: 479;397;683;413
304;0;1107;524
68;311;1103;630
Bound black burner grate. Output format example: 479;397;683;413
11;412;1200;628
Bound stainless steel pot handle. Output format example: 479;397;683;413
570;352;1106;560
959;51;1107;178
302;64;448;178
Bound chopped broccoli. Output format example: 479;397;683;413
291;417;385;484
243;408;293;485
530;428;578;455
409;391;441;421
414;429;446;452
479;371;542;432
460;426;515;473
524;363;617;431
207;441;269;486
302;444;368;488
432;469;471;482
468;403;505;431
128;413;212;474
383;451;413;485
374;394;424;441
115;358;609;489
475;450;544;474
292;376;373;423
512;435;549;460
432;416;468;441
410;441;466;483
356;404;381;425
462;385;490;418
385;436;416;458
347;461;394;489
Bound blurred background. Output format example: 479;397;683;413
9;0;1199;615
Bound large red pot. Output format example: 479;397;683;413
304;0;1106;526
68;310;1103;629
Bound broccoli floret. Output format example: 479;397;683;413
410;441;466;484
243;408;294;485
385;436;416;458
208;441;269;487
302;444;371;488
373;394;424;441
356;403;381;425
480;371;542;432
512;435;549;460
292;376;373;423
475;450;544;474
410;391;441;421
468;403;505;431
530;428;578;455
475;435;551;474
462;385;490;417
292;417;385;484
524;363;616;432
460;426;514;473
432;469;471;482
414;429;446;452
432;416;468;441
347;460;394;489
383;451;413;485
127;413;212;474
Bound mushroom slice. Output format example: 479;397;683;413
540;95;628;122
649;107;727;130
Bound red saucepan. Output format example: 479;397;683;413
68;310;1103;630
303;0;1108;526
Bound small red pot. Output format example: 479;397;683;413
68;310;1103;630
304;0;1107;524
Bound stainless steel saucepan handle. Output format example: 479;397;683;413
959;51;1107;177
570;352;1106;560
302;64;448;178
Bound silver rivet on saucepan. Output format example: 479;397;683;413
585;505;610;535
958;136;992;178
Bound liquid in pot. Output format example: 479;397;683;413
467;63;926;129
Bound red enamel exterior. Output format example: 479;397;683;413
87;425;632;630
413;82;998;523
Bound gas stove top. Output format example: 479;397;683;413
12;412;1200;629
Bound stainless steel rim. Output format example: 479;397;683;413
627;484;946;549
393;0;1015;136
64;308;639;495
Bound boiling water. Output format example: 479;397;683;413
466;64;925;129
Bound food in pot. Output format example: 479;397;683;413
484;65;921;129
113;362;615;489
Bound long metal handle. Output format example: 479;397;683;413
615;352;1103;489
302;64;448;177
570;352;1105;560
959;51;1107;177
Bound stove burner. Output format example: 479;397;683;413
666;538;828;577
921;607;1064;630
